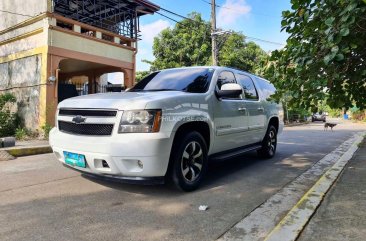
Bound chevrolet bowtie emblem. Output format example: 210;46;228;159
72;115;87;124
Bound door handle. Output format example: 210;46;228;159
257;107;264;112
238;107;246;112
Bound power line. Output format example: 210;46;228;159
0;9;34;17
160;7;195;22
156;8;285;47
246;36;285;46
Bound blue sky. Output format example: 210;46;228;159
109;0;291;82
137;0;291;71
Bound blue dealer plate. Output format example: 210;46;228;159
63;151;86;168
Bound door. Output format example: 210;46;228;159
236;74;266;144
212;71;249;153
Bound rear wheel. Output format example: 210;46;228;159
169;132;208;191
258;125;277;158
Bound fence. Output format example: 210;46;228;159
72;83;123;96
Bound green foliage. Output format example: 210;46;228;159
145;12;267;73
15;128;28;140
264;0;366;110
41;124;52;140
135;71;151;82
219;34;268;73
350;106;366;121
0;93;17;137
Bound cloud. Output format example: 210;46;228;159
217;0;251;27
136;19;171;71
140;19;171;44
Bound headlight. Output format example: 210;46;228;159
118;110;162;133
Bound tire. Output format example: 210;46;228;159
258;125;277;158
169;131;208;191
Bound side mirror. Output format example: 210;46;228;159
216;83;242;99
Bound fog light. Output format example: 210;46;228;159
102;160;109;168
137;160;143;169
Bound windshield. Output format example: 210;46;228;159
129;68;214;93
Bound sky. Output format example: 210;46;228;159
109;0;291;83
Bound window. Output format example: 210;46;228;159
129;68;214;93
217;71;236;90
237;74;258;100
256;77;276;101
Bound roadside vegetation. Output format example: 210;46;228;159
0;93;51;140
137;1;366;121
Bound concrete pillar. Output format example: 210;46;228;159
123;69;134;88
114;37;120;44
73;24;81;33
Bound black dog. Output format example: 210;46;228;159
324;123;337;131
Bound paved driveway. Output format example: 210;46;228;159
0;121;365;241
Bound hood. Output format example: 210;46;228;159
58;91;187;110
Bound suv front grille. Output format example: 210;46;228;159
58;121;114;136
59;109;117;117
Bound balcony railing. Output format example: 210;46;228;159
48;13;136;50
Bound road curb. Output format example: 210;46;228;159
5;146;52;158
264;133;365;241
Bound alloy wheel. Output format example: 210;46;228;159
181;141;203;182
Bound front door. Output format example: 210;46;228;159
212;71;249;153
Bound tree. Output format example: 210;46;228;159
219;33;267;73
135;71;151;82
265;0;366;110
144;12;267;73
144;12;212;71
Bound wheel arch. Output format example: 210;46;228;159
268;116;279;132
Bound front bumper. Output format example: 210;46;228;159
49;128;174;181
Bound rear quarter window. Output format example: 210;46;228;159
256;77;277;102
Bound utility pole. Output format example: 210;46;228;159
211;0;218;66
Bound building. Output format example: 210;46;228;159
0;0;159;130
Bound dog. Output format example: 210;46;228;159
324;123;337;131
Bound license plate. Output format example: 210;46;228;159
63;151;86;168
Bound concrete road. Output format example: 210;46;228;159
1;121;365;241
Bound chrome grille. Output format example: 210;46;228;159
59;109;117;117
58;121;114;136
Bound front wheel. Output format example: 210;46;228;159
169;132;208;191
258;125;277;158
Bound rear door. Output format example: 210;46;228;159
236;73;266;144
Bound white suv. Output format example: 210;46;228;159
50;67;284;191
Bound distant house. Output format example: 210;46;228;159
0;0;159;130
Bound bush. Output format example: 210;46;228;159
0;93;17;137
15;127;28;140
41;124;52;140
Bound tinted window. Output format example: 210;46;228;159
256;77;276;101
237;74;258;100
217;71;236;90
130;68;214;93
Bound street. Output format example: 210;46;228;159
1;121;365;241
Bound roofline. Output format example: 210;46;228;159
135;0;160;12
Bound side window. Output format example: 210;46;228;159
217;71;236;90
237;74;259;100
256;77;276;102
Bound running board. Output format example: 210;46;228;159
209;144;262;162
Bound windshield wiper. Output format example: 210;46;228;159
143;89;180;92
